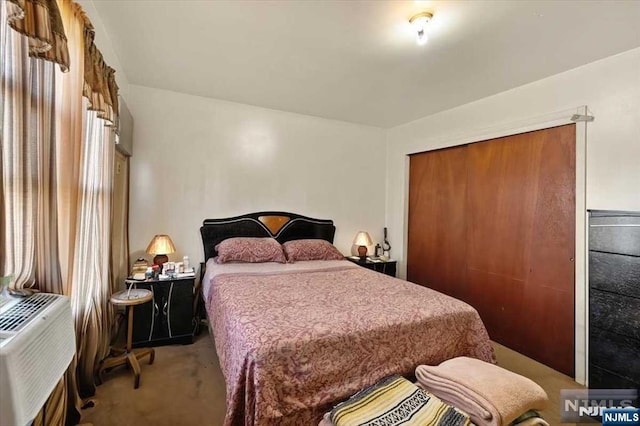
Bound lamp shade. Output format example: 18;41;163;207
353;231;373;247
146;234;176;255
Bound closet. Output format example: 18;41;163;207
408;124;576;376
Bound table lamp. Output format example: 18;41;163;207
353;231;373;262
146;234;176;267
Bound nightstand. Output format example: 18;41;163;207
124;276;196;347
345;257;397;277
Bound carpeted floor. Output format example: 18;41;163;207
81;333;226;425
492;343;584;426
80;331;583;425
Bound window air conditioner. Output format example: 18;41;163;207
0;293;75;426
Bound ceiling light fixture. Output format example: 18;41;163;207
409;11;433;46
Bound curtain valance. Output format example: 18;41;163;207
6;0;69;71
5;0;119;126
83;26;119;127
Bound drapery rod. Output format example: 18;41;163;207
570;114;595;122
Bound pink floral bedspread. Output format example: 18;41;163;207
204;260;495;426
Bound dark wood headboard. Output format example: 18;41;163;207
200;211;336;261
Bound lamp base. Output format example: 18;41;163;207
357;245;367;262
153;254;168;267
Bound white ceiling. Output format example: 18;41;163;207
92;0;640;127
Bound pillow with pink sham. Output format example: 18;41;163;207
282;239;344;262
214;237;286;264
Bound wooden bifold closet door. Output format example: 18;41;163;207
408;124;576;376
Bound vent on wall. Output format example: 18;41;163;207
115;95;134;157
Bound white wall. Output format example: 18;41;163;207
128;85;387;265
386;47;640;277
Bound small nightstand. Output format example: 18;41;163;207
345;257;397;277
125;276;196;347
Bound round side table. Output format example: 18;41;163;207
98;288;155;389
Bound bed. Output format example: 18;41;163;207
200;212;495;425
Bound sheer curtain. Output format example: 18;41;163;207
1;0;122;422
1;0;60;291
71;107;115;397
1;2;78;424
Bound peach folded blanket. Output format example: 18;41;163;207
415;357;548;426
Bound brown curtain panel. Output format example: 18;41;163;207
54;0;87;299
0;2;80;424
1;0;122;423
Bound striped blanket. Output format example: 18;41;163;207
329;375;471;426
